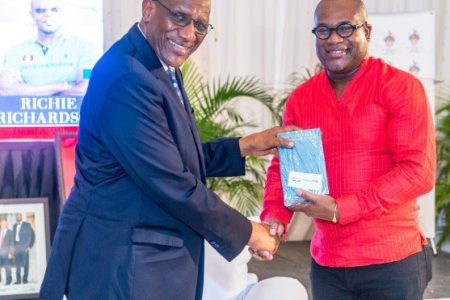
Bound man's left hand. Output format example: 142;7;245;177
239;125;298;157
288;189;338;222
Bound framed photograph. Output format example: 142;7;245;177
0;197;50;299
54;133;78;210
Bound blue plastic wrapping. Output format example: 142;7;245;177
277;128;329;207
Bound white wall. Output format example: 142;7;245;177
102;0;141;50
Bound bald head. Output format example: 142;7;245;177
31;0;64;10
315;0;368;25
312;0;372;82
30;0;65;37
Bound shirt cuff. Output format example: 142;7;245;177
260;208;293;229
336;194;363;225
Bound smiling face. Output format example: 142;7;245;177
314;0;371;80
140;0;211;68
30;0;64;35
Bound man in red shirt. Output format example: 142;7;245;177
255;0;436;299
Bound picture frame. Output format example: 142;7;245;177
0;197;50;299
54;133;78;210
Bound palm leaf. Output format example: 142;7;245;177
181;60;275;216
436;86;450;247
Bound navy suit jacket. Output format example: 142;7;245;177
40;24;252;300
12;222;35;253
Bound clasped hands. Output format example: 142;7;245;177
247;221;282;261
249;189;338;261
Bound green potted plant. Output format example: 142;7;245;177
181;60;274;216
436;85;450;250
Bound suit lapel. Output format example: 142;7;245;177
127;23;206;181
176;69;207;181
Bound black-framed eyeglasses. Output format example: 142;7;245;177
153;0;213;35
312;22;367;40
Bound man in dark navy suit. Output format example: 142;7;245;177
40;0;296;299
12;213;35;285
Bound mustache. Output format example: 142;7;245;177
324;45;350;52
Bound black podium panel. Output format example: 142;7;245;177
0;141;60;240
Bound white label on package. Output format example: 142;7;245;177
287;171;323;191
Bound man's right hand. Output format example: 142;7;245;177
247;221;281;261
248;219;285;261
238;125;298;157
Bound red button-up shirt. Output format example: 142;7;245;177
261;57;436;267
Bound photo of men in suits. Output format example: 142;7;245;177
0;217;14;285
12;213;35;284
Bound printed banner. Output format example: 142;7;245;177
0;96;81;139
369;11;435;80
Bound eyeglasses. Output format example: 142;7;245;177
312;22;367;40
33;7;62;14
153;0;213;35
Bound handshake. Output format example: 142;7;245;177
247;220;284;261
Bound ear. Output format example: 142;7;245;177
142;0;156;22
364;23;373;41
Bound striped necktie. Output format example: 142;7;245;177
167;67;184;106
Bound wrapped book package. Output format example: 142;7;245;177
277;128;329;207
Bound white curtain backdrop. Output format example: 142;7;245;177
190;0;321;130
193;0;319;86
